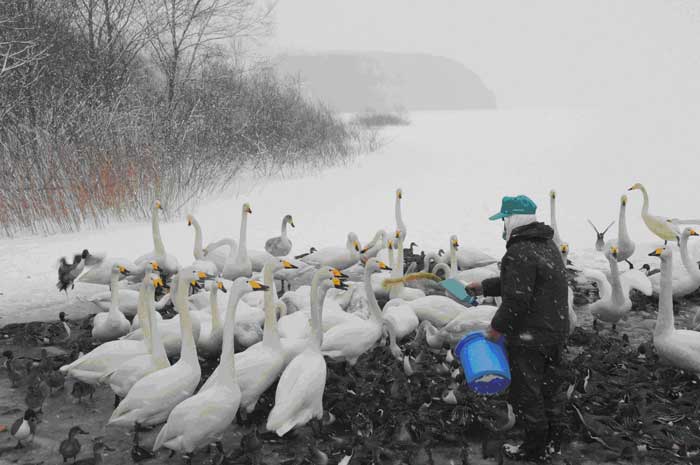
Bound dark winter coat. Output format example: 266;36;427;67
482;222;569;347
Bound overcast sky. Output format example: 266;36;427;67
269;1;700;108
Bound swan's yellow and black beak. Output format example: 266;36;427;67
290;219;295;228
396;189;402;200
452;239;459;250
387;239;394;249
244;204;252;214
151;262;160;271
353;241;360;252
550;190;556;199
190;279;203;290
560;244;569;254
690;229;699;237
610;246;619;258
360;245;370;254
282;260;298;269
118;265;131;276
155;200;162;210
187;219;192;226
332;277;349;290
395;230;401;239
621;196;627;206
648;248;664;257
378;261;392;271
330;268;349;280
249;279;269;291
152;277;164;288
197;271;215;282
217;281;228;293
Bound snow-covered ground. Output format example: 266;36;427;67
2;107;699;324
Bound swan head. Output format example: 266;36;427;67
386;239;394;250
394;229;405;242
186;214;194;226
216;276;228;293
450;235;459;251
154;200;162;210
347;232;361;252
549;190;557;200
365;258;392;273
620;195;628;206
243;203;252;214
331;277;349;290
149;273;164;290
648;247;667;258
319;266;349;280
609;246;619;259
396;188;403;200
682;227;699;239
628;183;643;191
560;243;569;256
114;263;131;276
285;215;295;228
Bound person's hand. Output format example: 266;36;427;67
465;281;483;296
485;326;502;342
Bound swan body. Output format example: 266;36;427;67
122;309;201;358
135;200;180;277
423;305;498;348
300;232;361;270
223;203;253;280
92;264;132;342
604;195;635;264
152;278;266;455
649;228;700;297
195;278;227;359
103;274;170;398
404;295;468;327
266;270;343;436
455;263;500;284
651;247;700;375
382;299;419;340
265;214;294;257
202;238;237;275
109;267;205;427
628;183;680;243
322;259;391;365
77;254;136;286
88;288;169;318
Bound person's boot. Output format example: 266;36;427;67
502;428;549;462
546;423;564;456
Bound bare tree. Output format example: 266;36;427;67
148;0;275;105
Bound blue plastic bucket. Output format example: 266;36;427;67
454;330;511;395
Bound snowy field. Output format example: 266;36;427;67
1;107;699;324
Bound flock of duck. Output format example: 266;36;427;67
4;183;700;464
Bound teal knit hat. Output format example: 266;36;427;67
489;195;538;221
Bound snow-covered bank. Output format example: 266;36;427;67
1;108;699;324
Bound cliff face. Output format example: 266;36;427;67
275;52;497;112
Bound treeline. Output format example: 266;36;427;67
0;0;365;237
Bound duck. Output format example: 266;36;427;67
648;228;700;298
200;259;302;412
549;189;564;247
152;277;268;460
202;237;237;274
265;214;295;257
3;350;29;387
134;200;180;277
649;247;700;375
266;270;345;436
194;277;227;359
300;232;361;270
71;380;95;402
109;267;209;429
59;426;89;462
74;439;115;465
186;214;219;276
57;249;89;293
91;264;133;342
584;246;652;328
587;219;615;252
360;230;387;259
102;273;170;405
223;203;253;280
604;195;636;269
322;259;392;365
627;183;680;244
10;409;38;448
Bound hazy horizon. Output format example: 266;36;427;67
268;1;700;108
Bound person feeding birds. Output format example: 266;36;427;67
466;194;570;462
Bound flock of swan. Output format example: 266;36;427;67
48;183;700;461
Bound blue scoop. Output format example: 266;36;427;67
439;278;478;306
455;331;511;395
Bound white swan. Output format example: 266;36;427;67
422;305;498;348
559;244;578;333
202;238;237;275
403;295;468;327
649;228;700;297
604;195;636;268
628;183;680;244
395;188;406;235
322;259;391;365
223;203;253;280
91;264;133;342
300;232;361;270
87;287;169;318
433;235;460;279
587;219;615;252
102;273;170;400
135;200;180;277
382;299;419;341
388;230;425;301
195;278;227;359
186;215;219;276
549;190;563;247
152;277;266;457
650;247;700;375
265;215;295;257
266;270;343;436
109;267;206;427
361;230;387;259
77;252;137;286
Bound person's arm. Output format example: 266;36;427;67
481;277;502;297
490;244;537;334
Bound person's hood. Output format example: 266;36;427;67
507;220;554;246
504;214;537;241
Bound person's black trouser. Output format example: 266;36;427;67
507;343;566;458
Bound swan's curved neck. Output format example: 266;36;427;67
146;286;167;363
310;280;331;349
450;246;458;276
136;281;151;342
210;286;222;332
395;196;405;234
390;236;405;296
262;264;281;348
175;275;198;365
618;202;631;244
237;210;249;260
109;272;121;319
550;196;560;242
280;218;289;238
388;246;395;270
607;257;625;306
639;186;650;215
679;234;700;283
656;254;675;335
152;206;166;256
364;268;383;322
192;219;204;260
218;287;245;386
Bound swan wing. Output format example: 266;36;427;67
619;269;653;296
